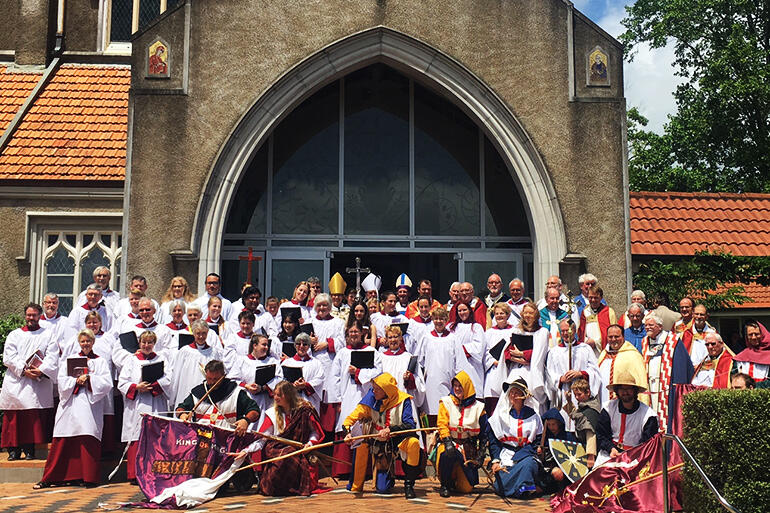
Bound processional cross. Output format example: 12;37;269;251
238;247;262;284
345;257;370;302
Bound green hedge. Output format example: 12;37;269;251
682;389;770;513
0;314;23;389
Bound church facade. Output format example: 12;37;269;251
0;0;629;314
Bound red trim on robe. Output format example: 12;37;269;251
0;408;52;447
40;435;101;484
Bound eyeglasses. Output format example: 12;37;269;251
295;342;310;347
206;281;220;285
704;342;719;346
138;308;152;312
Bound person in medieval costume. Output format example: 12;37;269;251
342;372;423;499
596;324;647;406
435;370;488;497
379;325;426;409
578;286;617;358
732;320;770;383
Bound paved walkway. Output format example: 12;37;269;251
0;478;553;513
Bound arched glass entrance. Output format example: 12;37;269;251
221;64;532;301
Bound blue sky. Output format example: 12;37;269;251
572;0;682;133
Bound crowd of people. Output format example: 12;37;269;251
1;265;768;500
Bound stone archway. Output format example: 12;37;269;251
191;26;567;300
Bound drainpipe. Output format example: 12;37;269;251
0;0;65;153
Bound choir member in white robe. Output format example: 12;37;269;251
271;311;301;360
281;333;326;414
448;302;486;395
114;288;146;335
347;301;378;348
544;319;600;430
310;294;346;399
68;284;113;334
162;300;189;363
278;281;313;323
158;276;194;324
39;293;72;354
489;303;549;410
369;292;410;349
170;320;225;410
231;333;283;427
329;321;382;476
483;302;516;414
264;297;282;334
0;304;59;460
114;276;160;321
204;296;231;340
36;329;112;488
226;286;272;330
421;307;464;420
126;299;173;357
192;272;233;320
223;310;263;370
117;331;173;481
75;266;121;312
380;325;426;408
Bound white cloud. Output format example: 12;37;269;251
595;2;685;134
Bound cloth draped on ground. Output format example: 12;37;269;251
258;404;323;495
551;433;683;513
131;415;259;509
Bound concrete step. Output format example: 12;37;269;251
0;445;126;483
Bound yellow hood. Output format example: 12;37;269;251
452;370;476;401
373;372;412;412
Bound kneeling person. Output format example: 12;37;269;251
343;372;423;498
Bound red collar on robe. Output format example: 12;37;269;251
94;330;104;336
82;302;102;311
316;315;333;321
680;323;713;354
205;316;221;324
136;351;157;361
416;316;431;324
509;297;527;306
22;325;42;332
293;354;310;362
79;351;99;359
492;324;513;330
236;331;251;339
431;329;450;337
128;313;137;319
384;347;406;356
346;343;367;350
166;322;188;331
190;342;210;350
137;320;158;329
42;313;61;321
290;299;306;306
694;349;733;388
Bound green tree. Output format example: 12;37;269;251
633;251;770;310
622;0;770;193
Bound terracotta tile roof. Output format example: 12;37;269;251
630;191;770;257
0;65;43;135
734;283;770;309
0;64;129;181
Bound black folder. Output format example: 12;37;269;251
178;333;195;349
350;349;375;369
119;331;139;353
67;357;88;378
281;307;301;320
141;361;164;383
407;355;419;374
282;341;297;358
488;339;507;361
210;324;220;335
391;322;409;335
282;365;303;383
298;323;314;336
510;333;533;353
254;364;276;386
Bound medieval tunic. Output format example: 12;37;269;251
281;354;326;414
596;399;658;462
380;347;426;409
118;351;173;479
578;304;617;358
482;324;516;400
170;342;224;410
544;339;600;430
734;360;769;381
436;371;487;493
257;404;325;496
233;353;283;426
0;326;59;447
421;329;464;415
41;351;112;484
597;341;647;406
177;379;259;429
487;400;542;497
691;348;733;388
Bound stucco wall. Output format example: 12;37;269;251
127;0;628;307
0;0;20;52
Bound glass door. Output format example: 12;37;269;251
458;251;523;297
266;250;329;300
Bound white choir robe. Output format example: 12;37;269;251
193;293;234;321
544;342;600;430
505;299;527;329
279;301;313;324
222;331;255;372
281;355;326;414
68;303;113;334
93;332;118;416
489;327;549;408
76;288;121;312
310;315;346;401
163;323;190;362
380;349;427;409
225;311;275;339
114;297;161;322
405;320;430;358
370;312;409;338
55;353;112;439
226;303;266;323
270;334;297;360
734;360;769;382
232;354;283;427
483;325;516;399
158;301;190;325
330;346;382;432
131;322;173;357
688;339;709;368
170;343;225;409
117;352;174;442
0;326;59;411
451;323;486;394
420;330;464;415
39;314;72;351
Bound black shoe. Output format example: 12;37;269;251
22;445;35;460
439;486;450;498
7;448;20;461
404;480;416;499
129;479;138;486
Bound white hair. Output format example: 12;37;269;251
631;289;646;300
509;278;525;289
704;331;723;343
578;273;598;285
92;266;111;278
644;313;663;327
628;303;645;314
449;281;461;291
86;283;103;293
314;293;331;308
